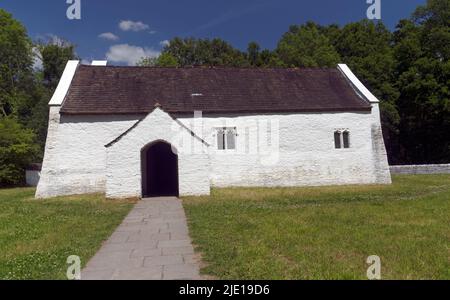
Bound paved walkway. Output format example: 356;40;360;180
82;197;202;280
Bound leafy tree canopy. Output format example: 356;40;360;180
275;22;341;67
137;52;179;67
0;9;33;117
36;39;78;89
394;0;450;163
160;37;249;67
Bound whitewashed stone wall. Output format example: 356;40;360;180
176;103;391;188
105;108;210;198
36;107;140;198
37;103;390;199
390;164;450;175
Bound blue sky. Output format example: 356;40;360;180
1;0;426;65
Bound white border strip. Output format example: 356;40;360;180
48;60;80;106
337;64;379;103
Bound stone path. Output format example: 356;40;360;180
81;197;202;280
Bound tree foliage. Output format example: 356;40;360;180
0;9;78;184
394;0;450;163
0;117;39;186
137;52;179;67
0;9;33;117
160;37;249;67
30;39;77;153
36;40;78;89
275;22;341;67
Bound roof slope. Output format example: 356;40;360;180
60;66;371;115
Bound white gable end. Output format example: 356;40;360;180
105;107;210;198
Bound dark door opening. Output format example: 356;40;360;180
141;141;179;197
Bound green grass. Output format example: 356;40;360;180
183;175;450;280
0;188;134;279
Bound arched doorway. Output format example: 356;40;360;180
141;141;179;197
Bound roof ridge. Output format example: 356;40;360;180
79;64;338;71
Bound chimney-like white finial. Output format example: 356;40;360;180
91;60;108;66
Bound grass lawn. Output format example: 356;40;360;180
0;188;134;279
183;175;450;280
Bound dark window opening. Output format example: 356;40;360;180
334;131;341;149
343;131;350;148
217;129;225;150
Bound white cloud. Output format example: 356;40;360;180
159;40;170;47
119;20;150;32
106;44;160;66
98;32;119;41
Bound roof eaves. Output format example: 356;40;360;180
63;106;372;116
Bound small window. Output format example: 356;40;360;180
334;130;351;149
217;127;237;150
226;129;236;150
343;131;350;148
217;129;225;150
334;131;341;149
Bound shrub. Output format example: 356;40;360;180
0;117;38;187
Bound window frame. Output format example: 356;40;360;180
215;127;237;151
334;129;351;149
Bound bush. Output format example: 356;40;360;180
0;117;38;187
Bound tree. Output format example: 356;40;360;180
0;9;33;117
36;39;78;89
393;0;450;163
275;22;341;67
137;57;158;67
157;52;179;67
26;80;53;157
259;49;282;67
137;53;179;67
161;37;249;67
24;39;78;154
247;42;261;66
0;117;38;186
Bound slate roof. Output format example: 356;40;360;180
60;65;372;115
